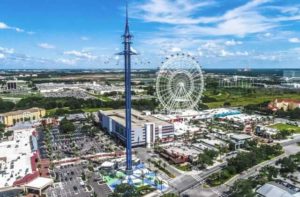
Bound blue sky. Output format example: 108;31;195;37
0;0;300;69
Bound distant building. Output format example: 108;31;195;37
0;108;46;126
268;99;300;111
66;113;86;121
98;109;174;147
5;80;27;91
229;133;252;149
283;70;300;79
281;83;300;89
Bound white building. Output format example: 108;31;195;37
99;109;174;148
0;126;36;187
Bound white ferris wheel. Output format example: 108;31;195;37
156;53;205;112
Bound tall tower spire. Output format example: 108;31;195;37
125;0;130;36
119;0;136;176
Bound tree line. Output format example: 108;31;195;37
0;96;160;113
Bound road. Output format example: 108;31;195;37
135;147;182;177
171;136;300;197
165;162;227;195
224;153;286;187
133;136;300;196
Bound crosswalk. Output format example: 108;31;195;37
191;174;202;182
159;173;172;182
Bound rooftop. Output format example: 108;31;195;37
100;109;171;128
25;177;53;189
0;107;44;116
275;98;300;104
0;127;35;187
257;181;300;197
229;133;252;140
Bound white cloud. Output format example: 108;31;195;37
225;39;243;46
64;50;97;60
0;47;14;54
80;36;90;41
254;54;279;61
27;31;36;35
289;37;300;43
264;32;272;37
0;22;10;29
132;0;217;25
133;0;300;37
267;5;300;15
15;28;24;32
0;22;25;33
235;51;249;56
197;41;249;57
220;49;234;57
58;58;78;65
170;47;182;52
38;43;56;49
0;53;5;59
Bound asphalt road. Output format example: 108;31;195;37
135;147;182;177
173;136;300;197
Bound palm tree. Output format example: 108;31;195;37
163;162;167;169
157;159;162;167
147;158;152;169
92;191;97;197
159;179;163;190
120;175;125;184
141;170;145;186
154;169;158;182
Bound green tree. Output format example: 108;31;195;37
59;117;75;133
161;193;179;197
109;183;139;197
229;179;255;197
196;149;218;169
260;166;278;181
0;98;15;113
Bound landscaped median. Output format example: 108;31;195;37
205;143;283;187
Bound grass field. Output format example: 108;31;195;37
46;107;113;115
88;93;113;102
203;88;300;108
270;123;300;133
82;107;113;112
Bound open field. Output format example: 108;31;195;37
46;107;113;115
82;107;113;112
270;123;300;133
204;88;300;108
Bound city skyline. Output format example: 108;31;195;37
0;0;300;69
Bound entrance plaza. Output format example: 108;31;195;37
102;163;168;192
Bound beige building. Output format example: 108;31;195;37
0;107;46;126
268;99;300;111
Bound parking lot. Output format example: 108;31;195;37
38;124;122;160
42;90;97;100
46;162;112;197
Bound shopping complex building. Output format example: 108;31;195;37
0;107;46;126
98;109;174;147
268;98;300;111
